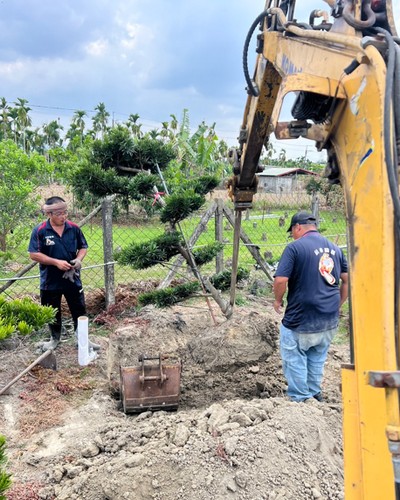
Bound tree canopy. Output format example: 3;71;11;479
0;140;52;252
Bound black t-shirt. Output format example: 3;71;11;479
28;219;88;290
275;230;348;333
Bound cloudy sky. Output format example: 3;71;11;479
0;0;398;161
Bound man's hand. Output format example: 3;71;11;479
273;300;284;314
273;277;288;315
70;258;82;271
62;268;77;282
55;259;72;271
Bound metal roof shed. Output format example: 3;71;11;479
257;167;317;194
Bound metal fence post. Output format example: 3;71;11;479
102;196;115;308
311;192;320;227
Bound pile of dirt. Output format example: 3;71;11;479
0;300;348;500
37;395;343;500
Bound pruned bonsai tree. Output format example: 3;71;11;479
71;121;237;317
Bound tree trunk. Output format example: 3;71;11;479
0;232;7;252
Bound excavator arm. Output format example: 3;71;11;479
230;2;400;498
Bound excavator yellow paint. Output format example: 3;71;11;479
232;2;400;498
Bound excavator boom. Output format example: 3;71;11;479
231;1;400;498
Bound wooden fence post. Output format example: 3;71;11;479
223;205;274;282
102;196;115;308
215;199;224;273
158;201;218;289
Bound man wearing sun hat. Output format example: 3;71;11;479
273;210;348;402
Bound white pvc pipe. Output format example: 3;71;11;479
77;316;97;366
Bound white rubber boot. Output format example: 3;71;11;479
41;332;61;351
88;339;101;351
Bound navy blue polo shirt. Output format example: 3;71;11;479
275;230;348;333
28;219;88;290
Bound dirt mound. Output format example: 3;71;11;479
37;395;343;500
1;302;347;500
107;306;283;409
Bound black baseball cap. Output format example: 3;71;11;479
287;211;317;232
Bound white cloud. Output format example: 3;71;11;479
0;60;26;79
85;39;109;57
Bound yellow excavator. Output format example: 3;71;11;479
229;1;399;498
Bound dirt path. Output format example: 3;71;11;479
0;300;349;500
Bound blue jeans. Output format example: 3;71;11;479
279;324;336;402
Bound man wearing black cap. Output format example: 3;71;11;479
273;210;348;402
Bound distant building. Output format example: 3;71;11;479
257;167;317;194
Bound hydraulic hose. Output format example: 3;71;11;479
394;43;400;363
394;45;400;146
242;11;274;97
375;28;400;365
343;0;376;29
373;29;400;497
375;29;400;237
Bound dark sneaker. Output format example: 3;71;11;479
313;392;323;402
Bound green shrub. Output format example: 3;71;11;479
138;281;200;307
0;321;14;340
210;267;250;291
0;297;56;341
0;435;12;499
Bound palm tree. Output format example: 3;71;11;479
7;107;19;143
92;102;110;138
147;129;160;140
168;113;179;142
91;115;102;139
14;97;32;152
0;97;11;140
31;127;46;154
72;110;87;145
160;121;169;140
42;120;64;150
24;129;35;154
125;113;142;138
169;114;178;133
65;123;81;151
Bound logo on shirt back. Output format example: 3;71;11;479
318;252;336;285
45;236;55;246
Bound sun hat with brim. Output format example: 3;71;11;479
287;211;317;232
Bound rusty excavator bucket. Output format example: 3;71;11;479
119;353;181;414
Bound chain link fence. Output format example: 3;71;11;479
0;189;347;302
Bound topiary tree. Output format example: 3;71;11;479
114;173;232;315
71;125;174;213
71;122;234;316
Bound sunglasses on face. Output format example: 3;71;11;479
51;210;68;217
